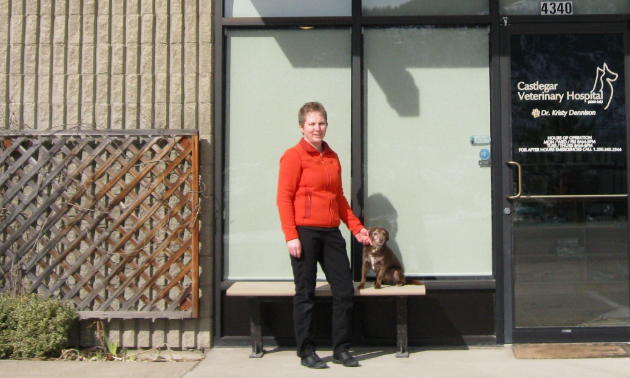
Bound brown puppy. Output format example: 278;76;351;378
358;227;423;289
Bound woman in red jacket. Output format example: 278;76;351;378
277;102;371;369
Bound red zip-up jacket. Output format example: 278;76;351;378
277;138;364;241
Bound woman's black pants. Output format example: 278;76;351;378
291;226;354;358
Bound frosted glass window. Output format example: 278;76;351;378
364;27;492;276
225;0;352;17
501;0;630;15
225;29;352;280
363;0;489;15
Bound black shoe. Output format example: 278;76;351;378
301;352;328;369
332;350;360;367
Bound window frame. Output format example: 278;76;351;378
213;0;502;346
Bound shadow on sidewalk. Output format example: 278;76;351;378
258;345;471;363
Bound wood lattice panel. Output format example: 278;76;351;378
0;132;199;318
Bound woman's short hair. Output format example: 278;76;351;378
298;102;327;126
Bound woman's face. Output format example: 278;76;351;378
300;111;327;146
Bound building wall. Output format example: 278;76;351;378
0;0;214;349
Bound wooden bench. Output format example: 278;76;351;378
225;281;426;358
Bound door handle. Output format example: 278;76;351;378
506;161;627;200
506;161;522;200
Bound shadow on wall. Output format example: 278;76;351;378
269;29;421;116
363;192;435;275
227;22;488;117
364;193;405;269
362;27;488;117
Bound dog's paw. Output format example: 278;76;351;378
374;283;381;289
396;282;403;287
358;282;365;289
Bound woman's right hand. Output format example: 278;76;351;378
287;238;302;258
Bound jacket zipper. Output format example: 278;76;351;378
321;157;334;226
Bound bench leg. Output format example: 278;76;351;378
396;296;409;357
249;297;264;358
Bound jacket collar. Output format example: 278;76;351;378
299;138;331;155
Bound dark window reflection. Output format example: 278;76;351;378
514;199;629;327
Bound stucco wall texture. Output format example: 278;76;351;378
0;0;214;349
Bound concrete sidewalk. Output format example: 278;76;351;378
3;346;630;378
188;346;630;378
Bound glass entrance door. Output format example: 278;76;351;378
507;28;629;340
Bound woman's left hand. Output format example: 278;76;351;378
355;228;372;245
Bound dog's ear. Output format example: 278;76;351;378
385;229;389;241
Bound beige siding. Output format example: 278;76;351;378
75;317;212;349
1;0;214;349
1;0;212;137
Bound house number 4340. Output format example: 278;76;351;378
540;1;573;15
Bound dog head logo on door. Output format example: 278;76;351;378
591;63;618;110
